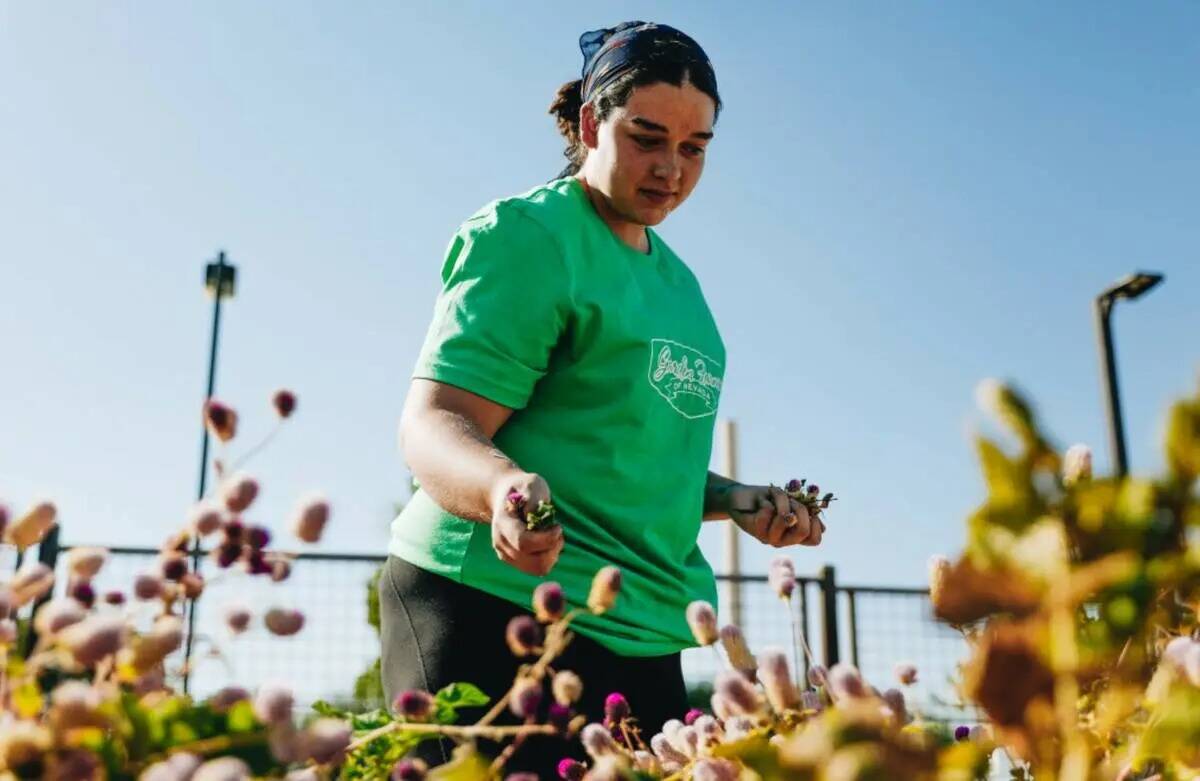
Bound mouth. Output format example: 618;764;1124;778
638;188;675;207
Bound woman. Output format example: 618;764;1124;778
381;21;823;775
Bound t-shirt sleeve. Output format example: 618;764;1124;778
412;206;572;409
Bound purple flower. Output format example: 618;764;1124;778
785;478;804;494
807;484;820;496
160;555;188;582
391;759;427;781
253;684;294;726
768;557;796;600
510;678;543;719
69;580;96;609
556;759;585;781
684;708;704;725
505;615;542;656
548;703;572;733
393;689;435;722
714;671;763;716
604;692;630;722
247;526;271;550
533;582;565;622
954;725;971;741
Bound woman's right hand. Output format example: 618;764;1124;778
490;472;564;576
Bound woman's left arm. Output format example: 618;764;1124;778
703;471;823;547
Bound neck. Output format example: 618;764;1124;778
574;174;650;253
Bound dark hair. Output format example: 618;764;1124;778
548;58;722;178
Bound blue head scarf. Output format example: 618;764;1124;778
578;21;715;104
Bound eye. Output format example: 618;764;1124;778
683;144;706;157
632;135;661;150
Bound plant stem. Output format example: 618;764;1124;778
347;721;555;753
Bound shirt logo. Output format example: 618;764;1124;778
648;338;723;419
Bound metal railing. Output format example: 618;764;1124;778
9;530;975;722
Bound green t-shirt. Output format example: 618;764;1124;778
389;176;724;657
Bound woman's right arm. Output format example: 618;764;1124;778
399;378;564;576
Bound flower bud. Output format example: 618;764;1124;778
505;615;542;656
651;733;689;765
604;692;630;722
719;625;757;677
715;671;764;715
203;399;238;442
102;590;125;606
254;684;294;726
785;479;804;494
161;554;188;582
193;757;251;781
66;546;108;580
286;770;320;781
533;581;565;622
800;690;824;713
225;604;253;634
10;561;54;606
693;715;723;745
587;566;621;614
34;598;86;636
299;718;351;764
684;707;704;725
265;607;305;637
134;572;165;600
758;647;800;711
69;580;96;608
686;600;719;646
0;620;17;645
556;759;585;781
49;680;105;729
268;554;292;583
61;613;127;667
272;389;298;419
954;725;970;741
292;494;330;543
553;670;583;705
189;501;225;536
882;688;908;723
807;664;828;688
221;473;259;513
548;703;572;733
6;500;57;549
209;686;250;712
247;526;271;550
392;759;428;781
768;556;796;600
211;542;241;569
510;677;543;719
827;663;867;700
1062;444;1093;486
581;722;620;759
894;662;918;686
394;689;435;721
693;759;740;781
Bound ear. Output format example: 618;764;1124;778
579;101;600;150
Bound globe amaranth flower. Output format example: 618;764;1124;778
587;566;621;614
686;600;719;646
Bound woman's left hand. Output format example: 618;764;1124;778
726;483;824;548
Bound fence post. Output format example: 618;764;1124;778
818;564;839;667
23;524;63;656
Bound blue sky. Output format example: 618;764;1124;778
2;2;1197;588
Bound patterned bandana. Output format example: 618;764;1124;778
578;21;714;104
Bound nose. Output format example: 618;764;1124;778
651;151;682;186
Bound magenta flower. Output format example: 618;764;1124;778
785;478;804;494
955;725;971;741
391;759;428;781
548;703;572;733
69;580;96;609
556;759;585;781
160;554;188;582
604;692;630;722
247;526;271;550
684;708;704;725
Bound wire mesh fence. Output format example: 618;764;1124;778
8;536;976;725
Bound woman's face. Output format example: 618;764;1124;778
582;80;715;227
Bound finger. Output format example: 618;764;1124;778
804;518;823;546
518;525;564;555
766;514;790;546
770;486;793;524
493;536;521;564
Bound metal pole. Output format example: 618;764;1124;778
719;419;742;628
1095;296;1128;477
183;251;230;695
819;564;839;666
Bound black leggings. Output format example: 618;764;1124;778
379;555;689;777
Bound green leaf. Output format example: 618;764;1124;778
312;699;351;719
433;682;490;724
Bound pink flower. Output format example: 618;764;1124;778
254;684;294;725
10;562;55;606
587;566;621;614
189;501;225;536
225;604;253;634
827;663;868;700
391;759;428;781
686;600;719;646
209;686;250;712
557;759;585;781
299;718;351;764
693;759;740;781
221;473;259;513
193;757;250;781
60;614;127;667
785;478;804;494
604;692;630;722
882;688;908;723
134;572;164;600
532;582;565;622
203;399;238;442
393;689;435;721
714;671;764;716
807;664;828;688
552;670;583;705
510;678;543;719
34;598;86;636
718;625;757;677
66;546;108;580
264;608;305;637
292;494;331;544
6;501;57;550
757;648;800;711
505;615;542;656
651;732;688;766
684;707;704;725
768;556;796;600
581;723;620;759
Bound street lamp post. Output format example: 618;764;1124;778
1094;271;1163;478
183;251;237;694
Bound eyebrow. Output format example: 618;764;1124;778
631;116;714;140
